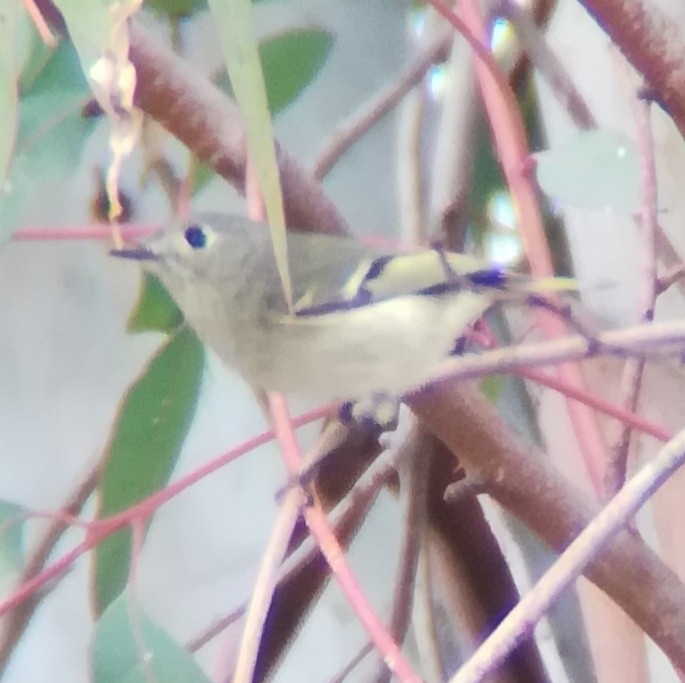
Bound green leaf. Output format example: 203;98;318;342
1;39;96;240
261;29;334;115
204;28;332;196
51;0;111;74
480;374;505;402
127;273;184;334
206;0;291;305
214;28;334;116
92;328;204;615
0;501;25;590
146;0;206;19
534;129;641;214
189;160;215;197
91;592;211;683
0;2;19;241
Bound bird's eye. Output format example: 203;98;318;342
184;224;209;249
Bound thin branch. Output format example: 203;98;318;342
13;223;157;241
423;318;685;387
517;366;670;443
231;488;301;683
658;264;685;294
374;425;431;683
0;408;330;620
409;382;685;672
605;94;659;496
312;29;450;181
0;460;100;673
501;0;597;130
21;0;58;46
450;425;685;683
268;395;421;683
432;0;608;495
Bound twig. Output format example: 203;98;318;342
657;264;685;294
423;318;685;387
432;0;608;495
397;87;427;245
231;487;301;683
604;93;659;497
410;382;685;672
517;366;670;443
450;425;685;683
13;223;158;241
189;453;396;671
500;0;597;130
186;605;246;653
268;395;421;683
655;226;685;297
0;460;101;673
427;25;478;249
312;30;450;181
374;424;431;683
0;408;330;621
329;642;374;683
21;0;58;46
412;543;444;682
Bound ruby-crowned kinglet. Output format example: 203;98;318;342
111;213;573;402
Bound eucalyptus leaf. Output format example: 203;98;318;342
0;501;25;589
91;592;210;683
0;2;19;241
127;272;184;334
92;328;204;614
202;28;332;197
146;0;205;19
1;39;96;240
51;0;111;74
207;0;290;305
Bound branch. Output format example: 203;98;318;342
409;383;685;672
451;423;685;683
578;0;685;138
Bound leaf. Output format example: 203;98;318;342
214;28;334;116
206;0;291;307
146;0;206;19
481;374;505;402
0;2;19;241
0;501;25;590
534;129;640;214
92;328;204;615
260;28;334;115
51;0;111;74
189;159;215;196
127;273;184;334
91;592;210;683
1;39;96;240
199;28;331;196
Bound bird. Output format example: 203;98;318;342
111;212;574;404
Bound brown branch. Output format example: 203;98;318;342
0;461;100;674
578;0;685;138
409;382;685;672
126;22;346;235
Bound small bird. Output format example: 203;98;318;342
111;213;573;403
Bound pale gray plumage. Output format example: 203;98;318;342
112;213;572;401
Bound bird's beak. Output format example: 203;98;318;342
109;246;158;261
